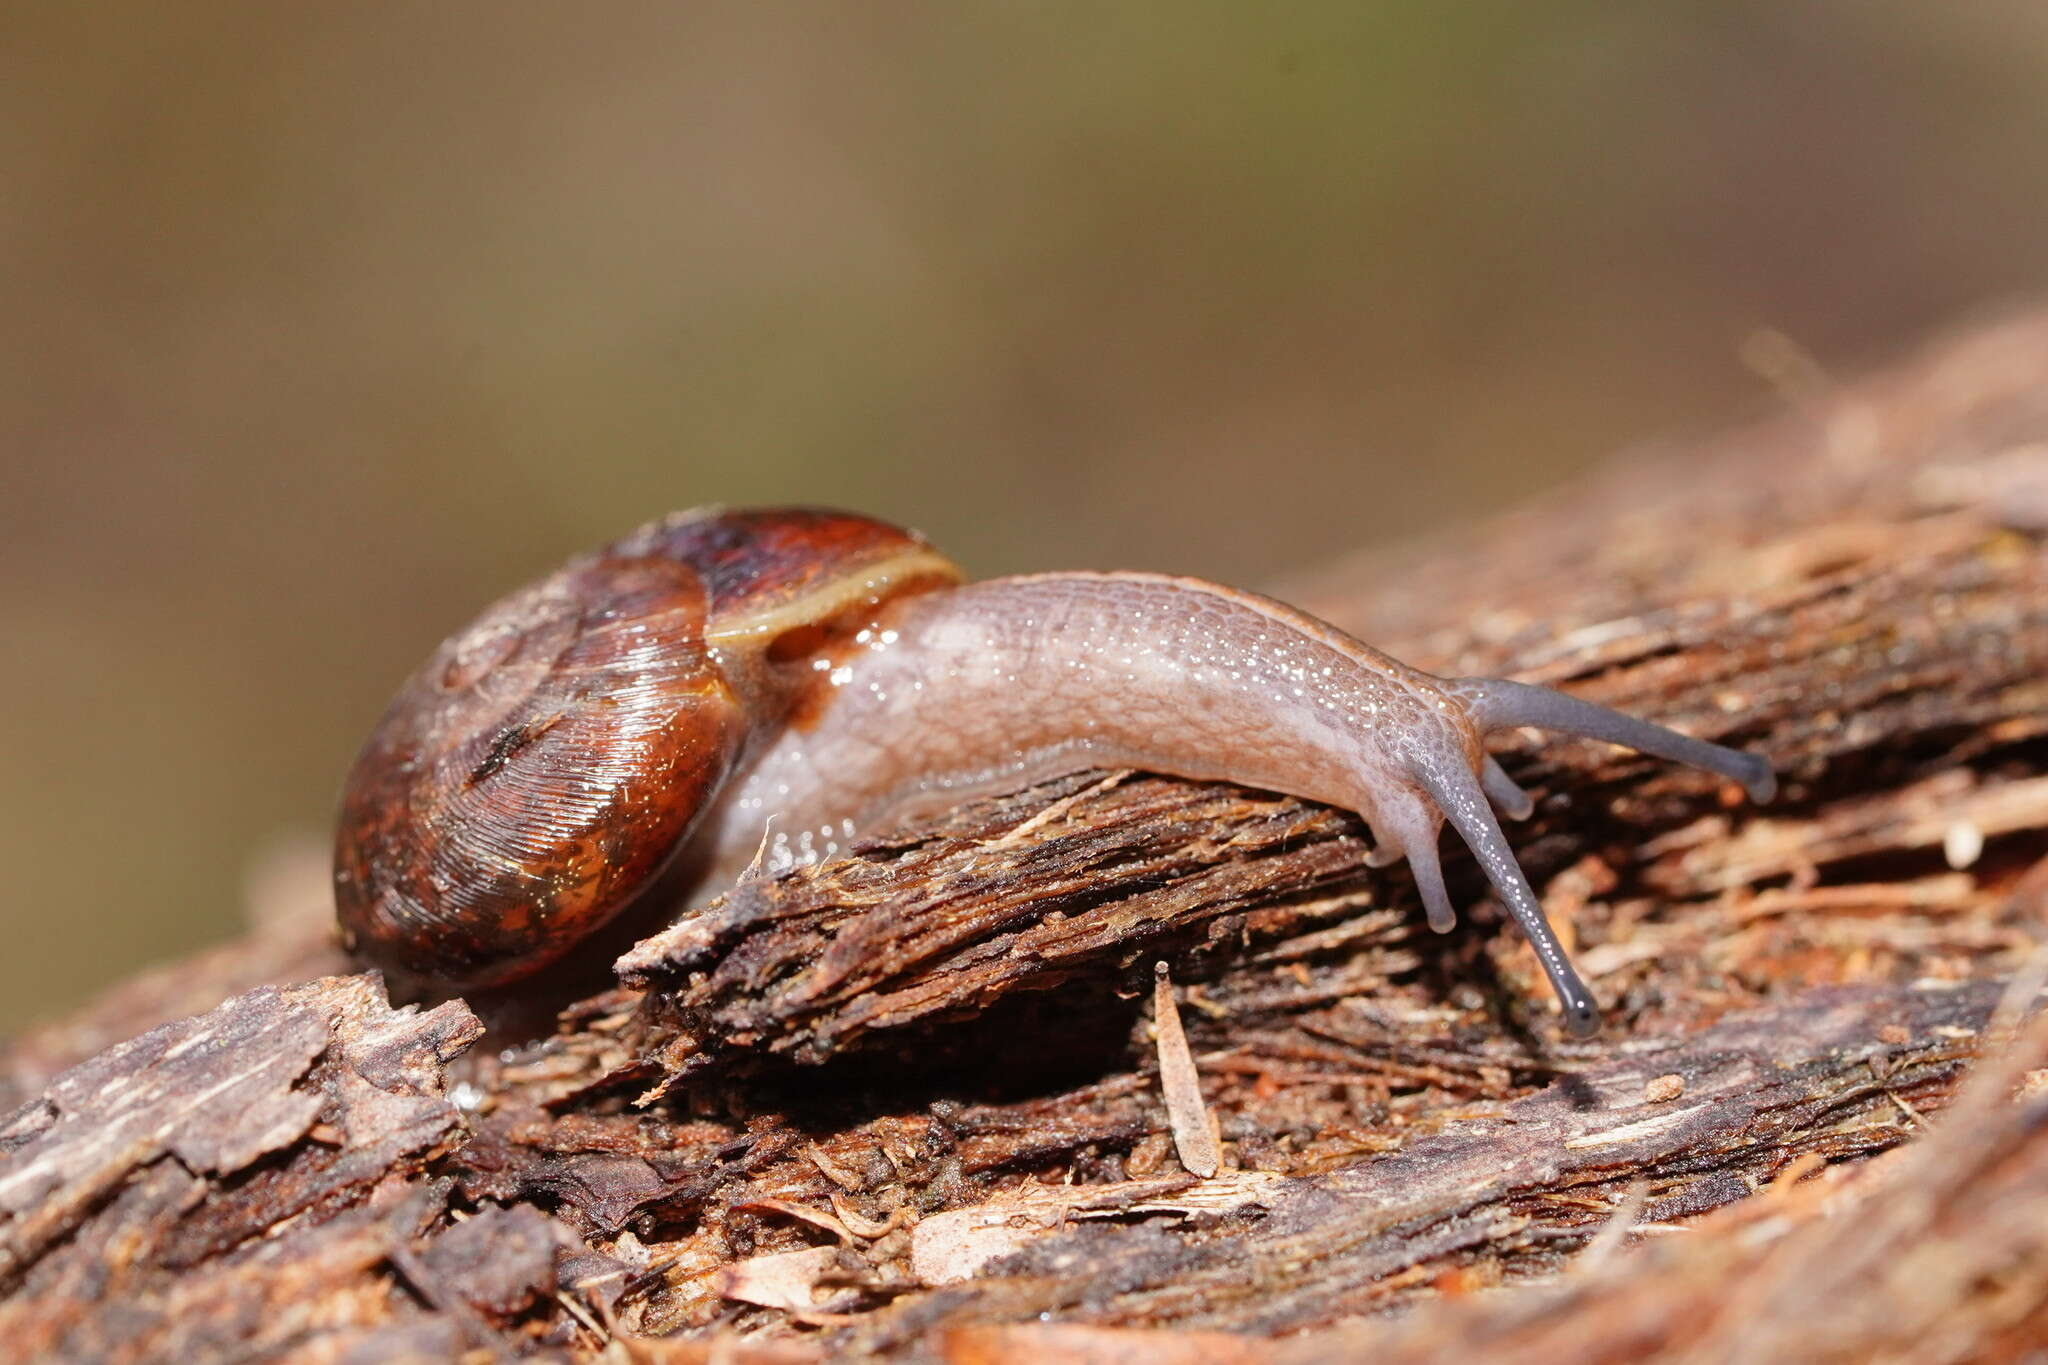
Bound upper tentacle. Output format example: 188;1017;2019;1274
1408;744;1602;1036
1456;677;1775;803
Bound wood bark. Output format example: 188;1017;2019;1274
6;309;2048;1362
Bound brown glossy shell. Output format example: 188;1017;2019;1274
333;507;960;991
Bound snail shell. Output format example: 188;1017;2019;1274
333;508;959;990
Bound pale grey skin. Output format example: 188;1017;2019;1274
695;572;1776;1038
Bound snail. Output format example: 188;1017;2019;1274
334;507;1774;1036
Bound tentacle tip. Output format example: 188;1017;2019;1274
1425;907;1458;934
1561;998;1603;1038
1502;794;1536;822
1741;761;1778;805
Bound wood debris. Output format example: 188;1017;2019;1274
1151;963;1221;1178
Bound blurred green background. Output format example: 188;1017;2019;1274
7;3;2048;1031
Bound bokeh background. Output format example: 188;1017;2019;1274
7;3;2048;1031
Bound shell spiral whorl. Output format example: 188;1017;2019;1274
333;508;956;990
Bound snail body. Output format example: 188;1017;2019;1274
335;507;1774;1036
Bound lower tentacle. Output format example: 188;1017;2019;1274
1402;831;1459;935
1480;755;1535;820
1374;795;1458;933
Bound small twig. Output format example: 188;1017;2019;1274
552;1287;609;1345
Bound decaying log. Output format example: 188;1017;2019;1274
6;309;2048;1361
0;977;505;1361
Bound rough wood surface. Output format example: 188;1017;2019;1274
5;310;2048;1361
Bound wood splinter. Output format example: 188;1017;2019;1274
1153;961;1222;1179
